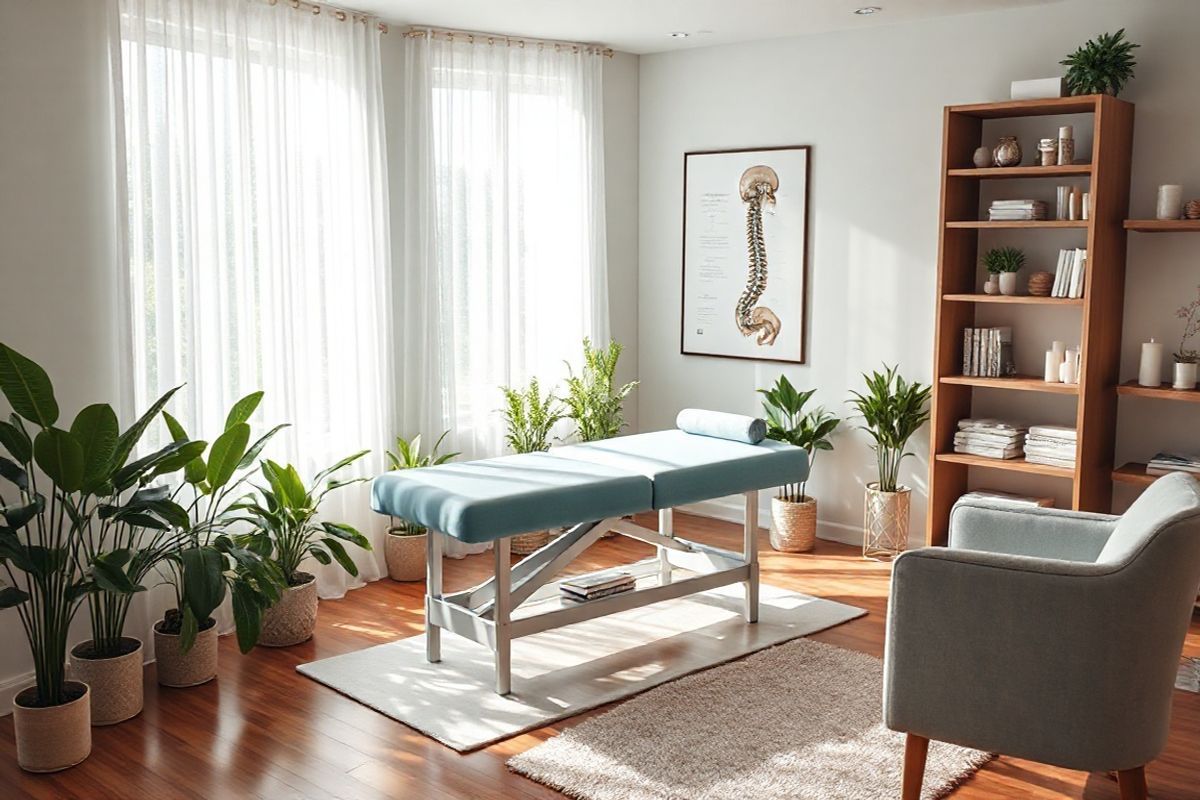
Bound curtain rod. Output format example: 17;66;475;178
404;27;613;58
266;0;389;33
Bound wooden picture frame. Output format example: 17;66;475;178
680;145;810;364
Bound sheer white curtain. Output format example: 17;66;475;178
116;0;392;596
397;33;609;554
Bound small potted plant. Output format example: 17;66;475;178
563;338;638;443
1173;286;1200;390
233;454;372;647
500;378;564;554
983;246;1025;296
1061;29;1139;97
758;375;840;553
848;365;931;562
382;431;458;581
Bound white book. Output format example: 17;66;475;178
1070;249;1087;298
1052;248;1069;297
992;199;1041;207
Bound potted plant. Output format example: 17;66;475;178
383;432;457;581
0;344;194;769
848;365;931;562
563;338;638;443
983;246;1025;296
500;378;564;554
232;454;371;647
1173;287;1200;390
758;375;840;553
1061;29;1139;97
151;395;286;687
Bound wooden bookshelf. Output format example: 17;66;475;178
942;294;1084;306
1116;380;1200;403
927;94;1134;546
1113;462;1154;486
1124;219;1200;233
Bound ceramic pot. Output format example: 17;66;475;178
769;496;817;553
863;483;911;562
992;136;1021;167
259;575;319;647
1174;361;1198;391
68;637;143;725
983;277;999;295
999;272;1019;296
13;681;91;772
972;146;991;169
386;527;428;581
154;619;218;687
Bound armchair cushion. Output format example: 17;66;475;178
949;500;1117;562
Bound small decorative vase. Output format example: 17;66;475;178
68;637;143;725
154;618;218;687
998;272;1019;296
863;483;910;562
385;526;428;581
972;146;991;169
769;496;817;553
983;276;999;295
1027;271;1054;296
992;136;1021;167
1174;362;1198;391
259;575;319;647
13;681;92;773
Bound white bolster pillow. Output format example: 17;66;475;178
676;408;767;445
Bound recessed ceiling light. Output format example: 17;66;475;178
668;32;689;38
854;6;882;14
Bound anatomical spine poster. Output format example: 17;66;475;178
681;146;809;364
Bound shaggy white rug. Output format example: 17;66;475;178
509;638;993;800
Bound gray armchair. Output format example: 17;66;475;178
884;472;1200;800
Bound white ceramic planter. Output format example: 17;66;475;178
998;272;1019;296
1174;361;1198;390
983;277;999;295
13;681;92;772
68;637;144;725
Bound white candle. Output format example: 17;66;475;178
1060;350;1079;384
1082;191;1090;220
1058;125;1073;140
1052;341;1066;362
1139;339;1164;387
1044;349;1062;382
1157;185;1183;220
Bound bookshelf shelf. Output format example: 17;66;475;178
928;94;1133;546
1124;219;1200;233
1116;380;1200;403
1113;462;1154;486
940;375;1079;394
936;452;1075;479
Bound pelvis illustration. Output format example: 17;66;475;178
734;165;781;346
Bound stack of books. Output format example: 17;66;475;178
1050;248;1087;298
961;326;1014;377
954;419;1026;460
1024;425;1077;468
560;570;635;602
988;199;1048;221
1146;453;1200;476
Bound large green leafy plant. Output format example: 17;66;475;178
156;394;287;653
848;365;931;494
1060;29;1139;97
233;453;372;587
0;344;196;705
562;338;638;442
384;431;457;536
758;374;840;503
500;378;564;454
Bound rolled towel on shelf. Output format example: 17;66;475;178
676;408;767;444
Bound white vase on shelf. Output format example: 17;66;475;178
1173;361;1198;391
998;272;1019;296
983;276;999;295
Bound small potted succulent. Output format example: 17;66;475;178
849;365;931;562
383;431;458;581
758;375;840;553
1061;29;1139;97
500;378;564;554
983;246;1025;296
1173;286;1200;390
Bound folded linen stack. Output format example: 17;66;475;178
1024;425;1077;468
954;418;1026;460
1146;453;1200;476
988;199;1048;221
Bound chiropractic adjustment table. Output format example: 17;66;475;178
371;414;808;695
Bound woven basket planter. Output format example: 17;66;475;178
769;496;817;553
13;681;91;773
68;637;143;725
863;483;911;562
511;530;553;555
385;527;428;582
259;575;319;648
154;619;218;688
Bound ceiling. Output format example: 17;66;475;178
350;0;1061;55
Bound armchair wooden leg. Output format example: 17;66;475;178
902;733;929;800
1116;766;1147;800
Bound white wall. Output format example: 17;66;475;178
637;0;1200;542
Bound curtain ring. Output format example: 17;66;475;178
335;10;346;21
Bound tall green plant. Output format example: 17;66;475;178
500;378;564;454
848;365;931;493
758;375;840;502
384;432;457;536
0;344;196;704
562;339;638;442
232;454;371;586
1061;29;1139;97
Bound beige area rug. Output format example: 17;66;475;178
297;583;864;752
509;638;993;800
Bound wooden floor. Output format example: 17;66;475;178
3;511;1199;799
